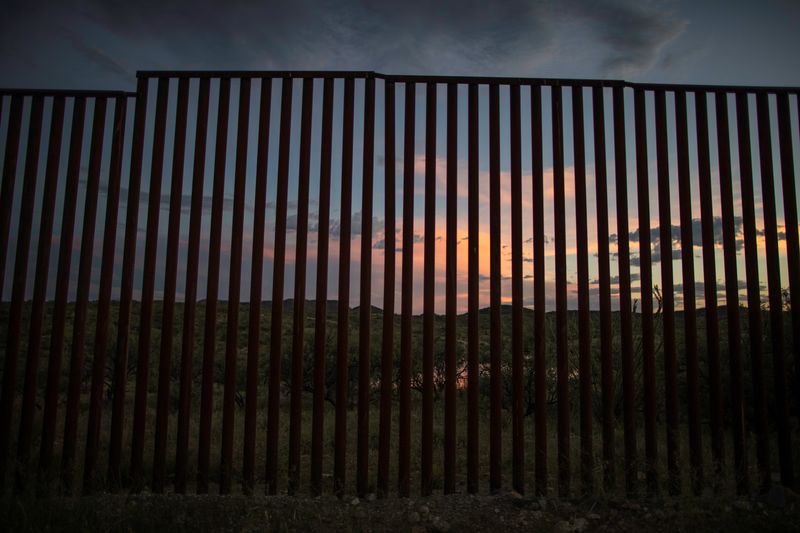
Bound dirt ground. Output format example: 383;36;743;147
2;486;800;532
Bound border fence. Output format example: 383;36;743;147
0;72;798;498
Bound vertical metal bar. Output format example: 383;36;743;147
0;95;44;490
443;82;458;495
509;83;524;495
197;76;231;494
795;94;800;431
398;81;415;497
735;92;770;492
573;86;593;495
83;96;127;492
777;93;800;459
531;85;547;496
219;77;250;495
310;78;332;496
60;97;107;493
377;79;396;497
675;90;702;495
634;88;658;495
16;96;65;490
0;95;24;310
694;91;724;486
39;97;86;488
488;82;502;492
592;86;615;492
265;77;292;495
288;78;313;495
129;78;169;490
333;78;354;496
655;89;680;495
552;85;569;498
755;92;793;487
152;77;189;494
357;76;375;497
243;78;271;493
175;78;210;494
422;81;436;497
613;86;637;496
108;78;148;488
715;92;748;495
467;83;480;495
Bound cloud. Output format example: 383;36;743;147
609;216;786;259
0;0;689;89
561;0;688;76
58;25;134;83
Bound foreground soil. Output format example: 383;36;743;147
2;487;799;532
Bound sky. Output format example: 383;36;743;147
2;0;800;89
1;0;799;314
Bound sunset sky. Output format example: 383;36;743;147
1;0;799;314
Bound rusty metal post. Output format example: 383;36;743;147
129;79;169;490
592;86;615;492
16;96;66;491
266;78;293;495
219;77;251;494
197;77;231;493
40;97;86;489
510;83;524;495
612;86;637;496
552;85;569;498
532;85;547;496
242;78;271;493
0;95;44;490
357;76;375;497
675;90;702;495
152;77;189;494
107;78;147;488
776;93;800;475
333;78;354;496
694;91;724;487
310;77;333;496
422;81;436;496
398;81;415;497
634;88;658;496
573;86;593;496
175;78;210;494
83;96;127;492
655;90;680;495
467;83;480;495
755;92;793;487
288;78;313;495
443;82;458;495
735;92;770;492
489;83;502;492
715;92;748;495
377;79;396;497
61;96;107;493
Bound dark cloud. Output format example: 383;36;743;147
609;216;789;262
0;0;687;89
562;0;687;76
59;25;134;82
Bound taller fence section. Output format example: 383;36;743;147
0;72;798;499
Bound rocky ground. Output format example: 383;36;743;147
2;485;799;532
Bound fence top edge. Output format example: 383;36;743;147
135;70;800;94
0;88;137;98
3;74;797;96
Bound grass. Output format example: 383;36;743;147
0;299;797;499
